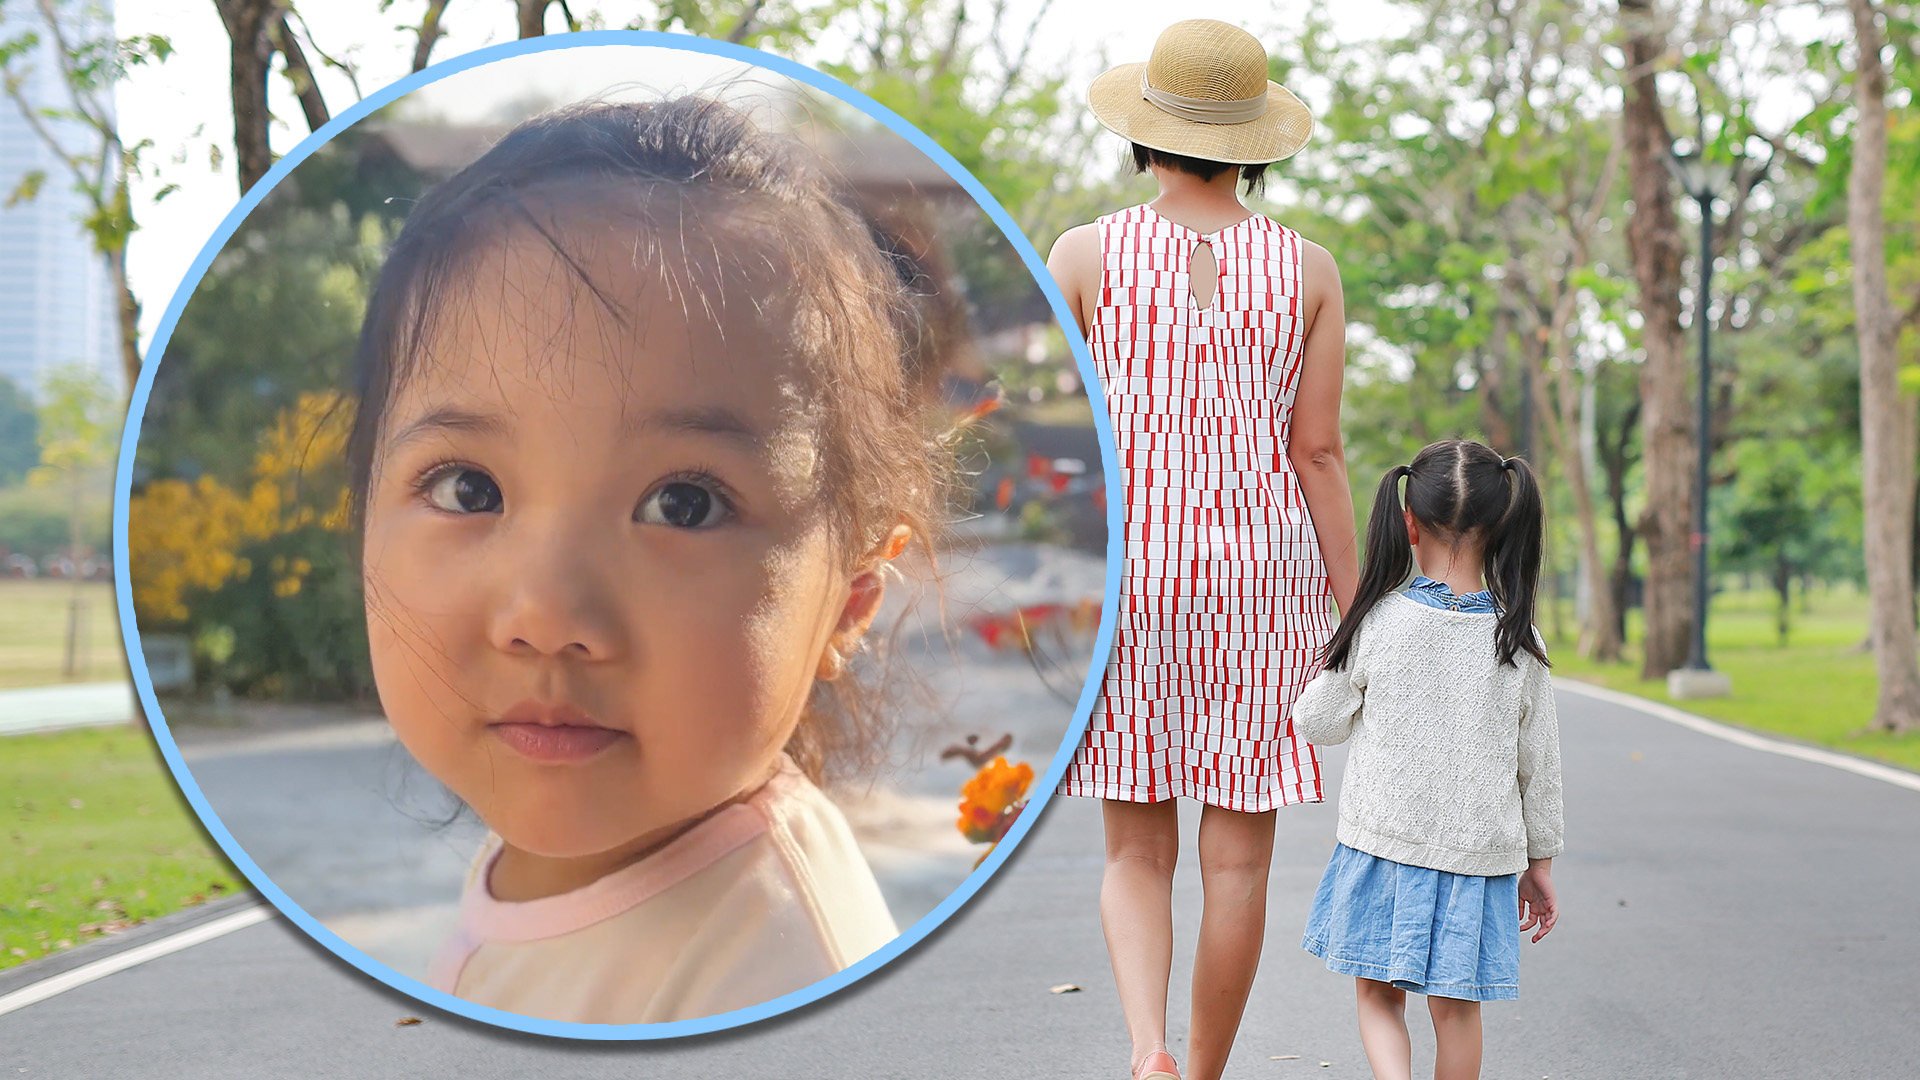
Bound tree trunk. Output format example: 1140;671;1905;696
1531;327;1622;662
517;0;549;37
1774;551;1791;647
215;0;280;194
1848;0;1920;733
64;469;81;678
108;216;141;392
1619;0;1693;679
1602;399;1640;647
1479;302;1518;453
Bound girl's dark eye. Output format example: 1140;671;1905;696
637;481;731;529
425;468;502;514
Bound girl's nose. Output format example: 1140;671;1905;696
484;529;628;662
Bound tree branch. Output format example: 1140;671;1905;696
287;9;362;100
269;14;329;132
726;0;767;44
931;0;968;84
409;0;452;71
996;0;1055;105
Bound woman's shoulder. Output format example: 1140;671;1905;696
1048;221;1102;263
1294;232;1339;277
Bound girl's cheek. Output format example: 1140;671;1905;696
733;527;841;730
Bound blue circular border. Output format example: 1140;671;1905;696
112;30;1123;1041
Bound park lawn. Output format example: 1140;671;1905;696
0;578;129;689
1546;584;1920;774
0;725;243;972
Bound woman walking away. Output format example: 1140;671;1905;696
1049;19;1360;1080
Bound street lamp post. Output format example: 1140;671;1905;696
1663;103;1754;700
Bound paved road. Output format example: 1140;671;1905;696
4;685;1918;1078
0;681;136;735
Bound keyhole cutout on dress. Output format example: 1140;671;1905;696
1187;240;1218;311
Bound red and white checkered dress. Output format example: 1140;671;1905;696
1060;204;1333;812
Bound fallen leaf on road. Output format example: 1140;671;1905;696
1320;1063;1332;1069
1049;983;1082;994
396;1016;423;1027
1270;1055;1301;1061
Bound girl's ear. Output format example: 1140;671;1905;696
1402;507;1421;546
816;523;914;682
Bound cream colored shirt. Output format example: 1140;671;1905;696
1293;593;1565;877
427;755;898;1024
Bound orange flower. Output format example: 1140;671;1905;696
957;801;1001;843
961;756;1034;817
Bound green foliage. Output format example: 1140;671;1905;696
140;193;386;486
0;373;36;485
29;365;115;483
187;528;372;701
0;481;106;560
1715;439;1861;643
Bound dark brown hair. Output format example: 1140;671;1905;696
343;96;955;783
1130;143;1271;195
1321;439;1549;671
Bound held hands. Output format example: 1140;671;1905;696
1518;860;1557;943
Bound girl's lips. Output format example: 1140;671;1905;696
488;722;626;763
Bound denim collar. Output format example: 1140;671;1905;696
1406;574;1498;613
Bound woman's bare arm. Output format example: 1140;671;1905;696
1287;239;1359;616
1045;223;1099;338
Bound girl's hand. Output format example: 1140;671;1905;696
1518;864;1557;943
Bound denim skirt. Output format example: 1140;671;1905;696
1300;842;1520;1001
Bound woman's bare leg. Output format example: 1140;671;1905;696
1355;979;1413;1080
1102;799;1182;1075
1427;996;1482;1080
1183;804;1277;1080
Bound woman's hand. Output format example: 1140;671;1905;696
1518;859;1558;943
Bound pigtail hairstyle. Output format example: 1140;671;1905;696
1320;463;1416;671
1483;454;1550;668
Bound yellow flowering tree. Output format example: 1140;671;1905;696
128;389;368;698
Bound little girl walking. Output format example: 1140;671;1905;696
1292;439;1564;1080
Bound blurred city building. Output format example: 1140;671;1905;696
0;0;122;398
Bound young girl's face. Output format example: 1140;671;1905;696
360;219;863;861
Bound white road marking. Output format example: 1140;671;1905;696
1559;679;1920;795
0;905;273;1018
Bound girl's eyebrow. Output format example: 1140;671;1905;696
386;404;767;452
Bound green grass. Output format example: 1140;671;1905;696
0;579;128;689
0;726;242;971
1545;583;1920;773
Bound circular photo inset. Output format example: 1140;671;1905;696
118;33;1117;1037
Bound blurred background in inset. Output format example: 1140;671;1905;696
118;49;1107;978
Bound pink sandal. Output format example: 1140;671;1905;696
1133;1048;1180;1080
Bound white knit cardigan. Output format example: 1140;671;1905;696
1293;593;1565;876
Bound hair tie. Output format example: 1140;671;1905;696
1394;464;1413;480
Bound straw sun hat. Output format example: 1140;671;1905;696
1087;19;1313;166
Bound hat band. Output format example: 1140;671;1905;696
1139;73;1269;125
